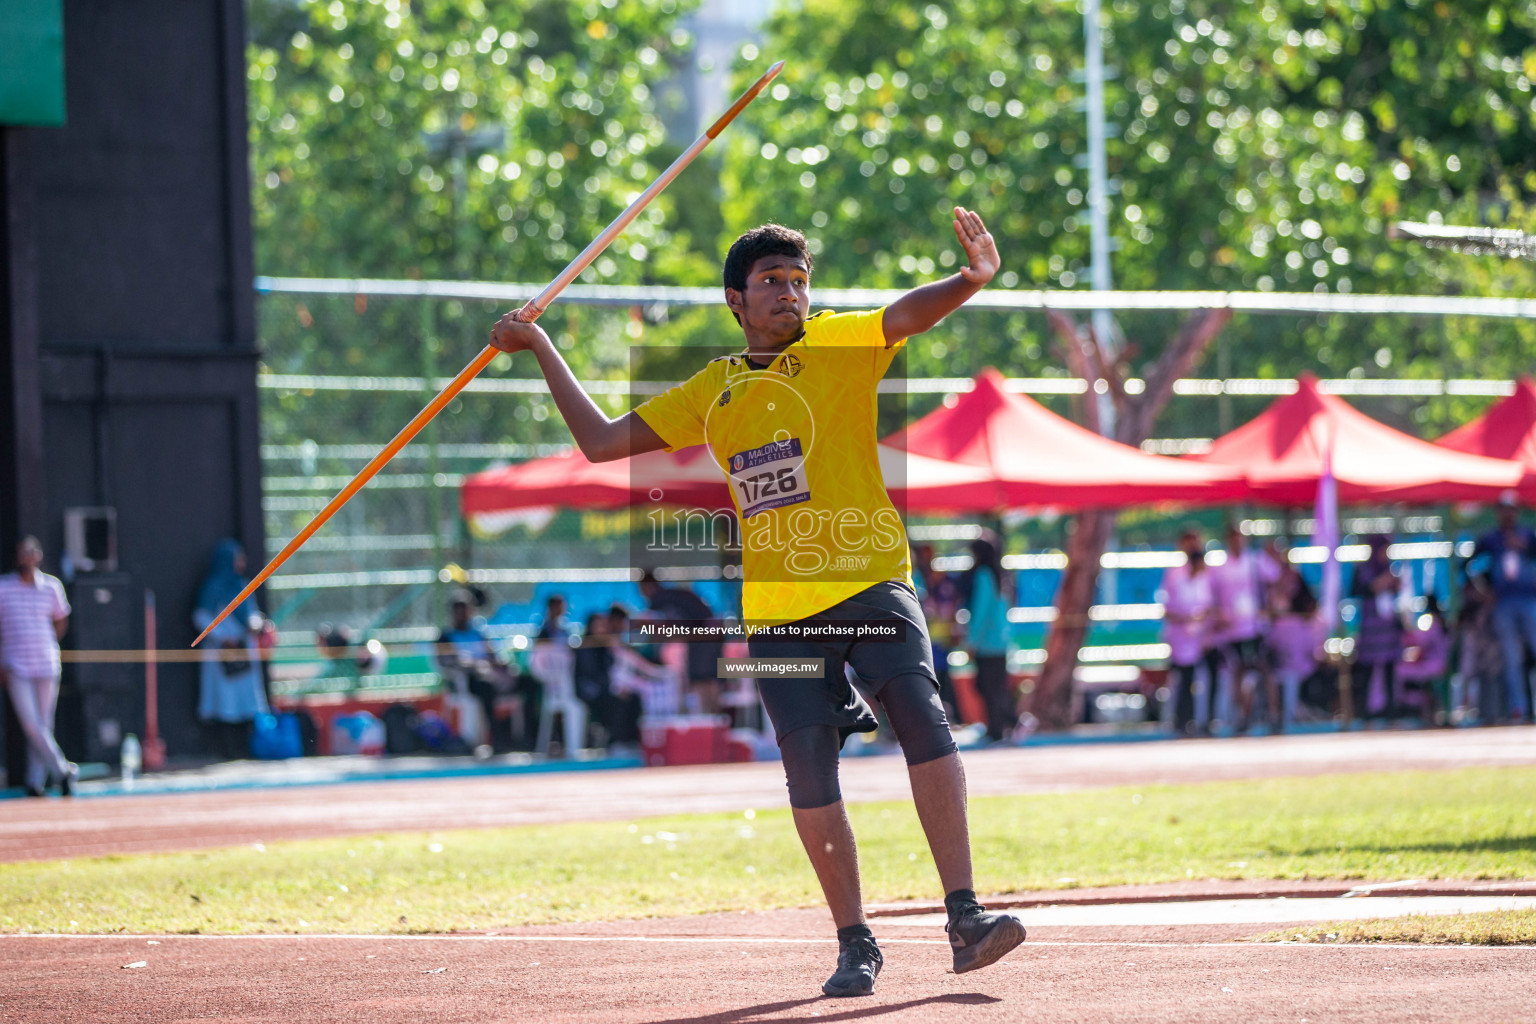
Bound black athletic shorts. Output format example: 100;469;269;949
746;581;939;744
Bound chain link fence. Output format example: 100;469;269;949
256;282;1531;650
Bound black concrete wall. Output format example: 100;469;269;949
1;0;262;773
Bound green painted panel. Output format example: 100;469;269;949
0;0;65;126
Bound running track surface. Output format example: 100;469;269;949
4;728;1536;863
8;730;1536;1022
6;928;1536;1023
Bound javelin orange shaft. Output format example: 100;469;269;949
194;60;785;647
193;346;497;647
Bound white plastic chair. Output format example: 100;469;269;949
435;665;487;747
719;675;763;732
529;640;587;756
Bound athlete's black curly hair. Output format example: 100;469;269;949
722;225;812;325
722;224;813;294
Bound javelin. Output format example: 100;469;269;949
194;60;785;647
1389;220;1536;261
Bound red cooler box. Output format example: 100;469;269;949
640;715;731;767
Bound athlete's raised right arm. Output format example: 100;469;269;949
489;314;668;463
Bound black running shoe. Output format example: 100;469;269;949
947;904;1026;974
821;934;883;997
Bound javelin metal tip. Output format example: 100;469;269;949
705;59;787;138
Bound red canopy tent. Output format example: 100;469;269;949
462;444;732;516
1434;376;1536;501
460;441;1001;519
1189;373;1524;505
883;367;1246;507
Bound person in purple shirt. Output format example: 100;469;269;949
1397;595;1450;723
1266;581;1326;732
1350;535;1405;722
1160;527;1218;736
0;537;75;796
1209;526;1282;732
1468;492;1536;722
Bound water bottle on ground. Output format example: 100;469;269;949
121;733;142;789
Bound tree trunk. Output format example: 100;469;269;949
1030;309;1233;731
1030;508;1116;730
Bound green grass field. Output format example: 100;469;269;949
4;766;1535;936
1261;910;1536;945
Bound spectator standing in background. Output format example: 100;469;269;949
1455;576;1506;723
1350;535;1405;722
912;543;961;723
0;537;75;796
193;539;269;760
1266;543;1304;614
520;593;579;747
1160;527;1218;737
1208;526;1281;732
639;570;724;714
957;531;1013;742
1468;492;1536;723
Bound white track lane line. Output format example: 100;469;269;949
6;933;1536;950
878;895;1536;929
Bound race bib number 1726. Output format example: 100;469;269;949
729;438;811;519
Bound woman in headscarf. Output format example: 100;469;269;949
958;530;1015;742
192;539;269;758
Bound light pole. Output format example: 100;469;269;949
1083;0;1117;438
419;122;504;604
1082;0;1122;607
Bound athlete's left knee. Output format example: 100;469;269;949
878;673;958;767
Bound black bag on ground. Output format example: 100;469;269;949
292;709;320;756
383;703;422;755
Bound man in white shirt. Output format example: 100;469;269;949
0;537;75;796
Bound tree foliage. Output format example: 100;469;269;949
248;0;708;285
247;0;1536;557
247;0;721;476
249;0;1536;419
722;0;1536;431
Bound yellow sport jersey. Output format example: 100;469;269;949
635;307;914;627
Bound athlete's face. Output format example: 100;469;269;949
727;254;811;346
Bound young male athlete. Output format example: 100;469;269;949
489;207;1025;997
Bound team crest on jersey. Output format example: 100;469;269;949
732;454;745;471
776;353;803;378
718;388;732;407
